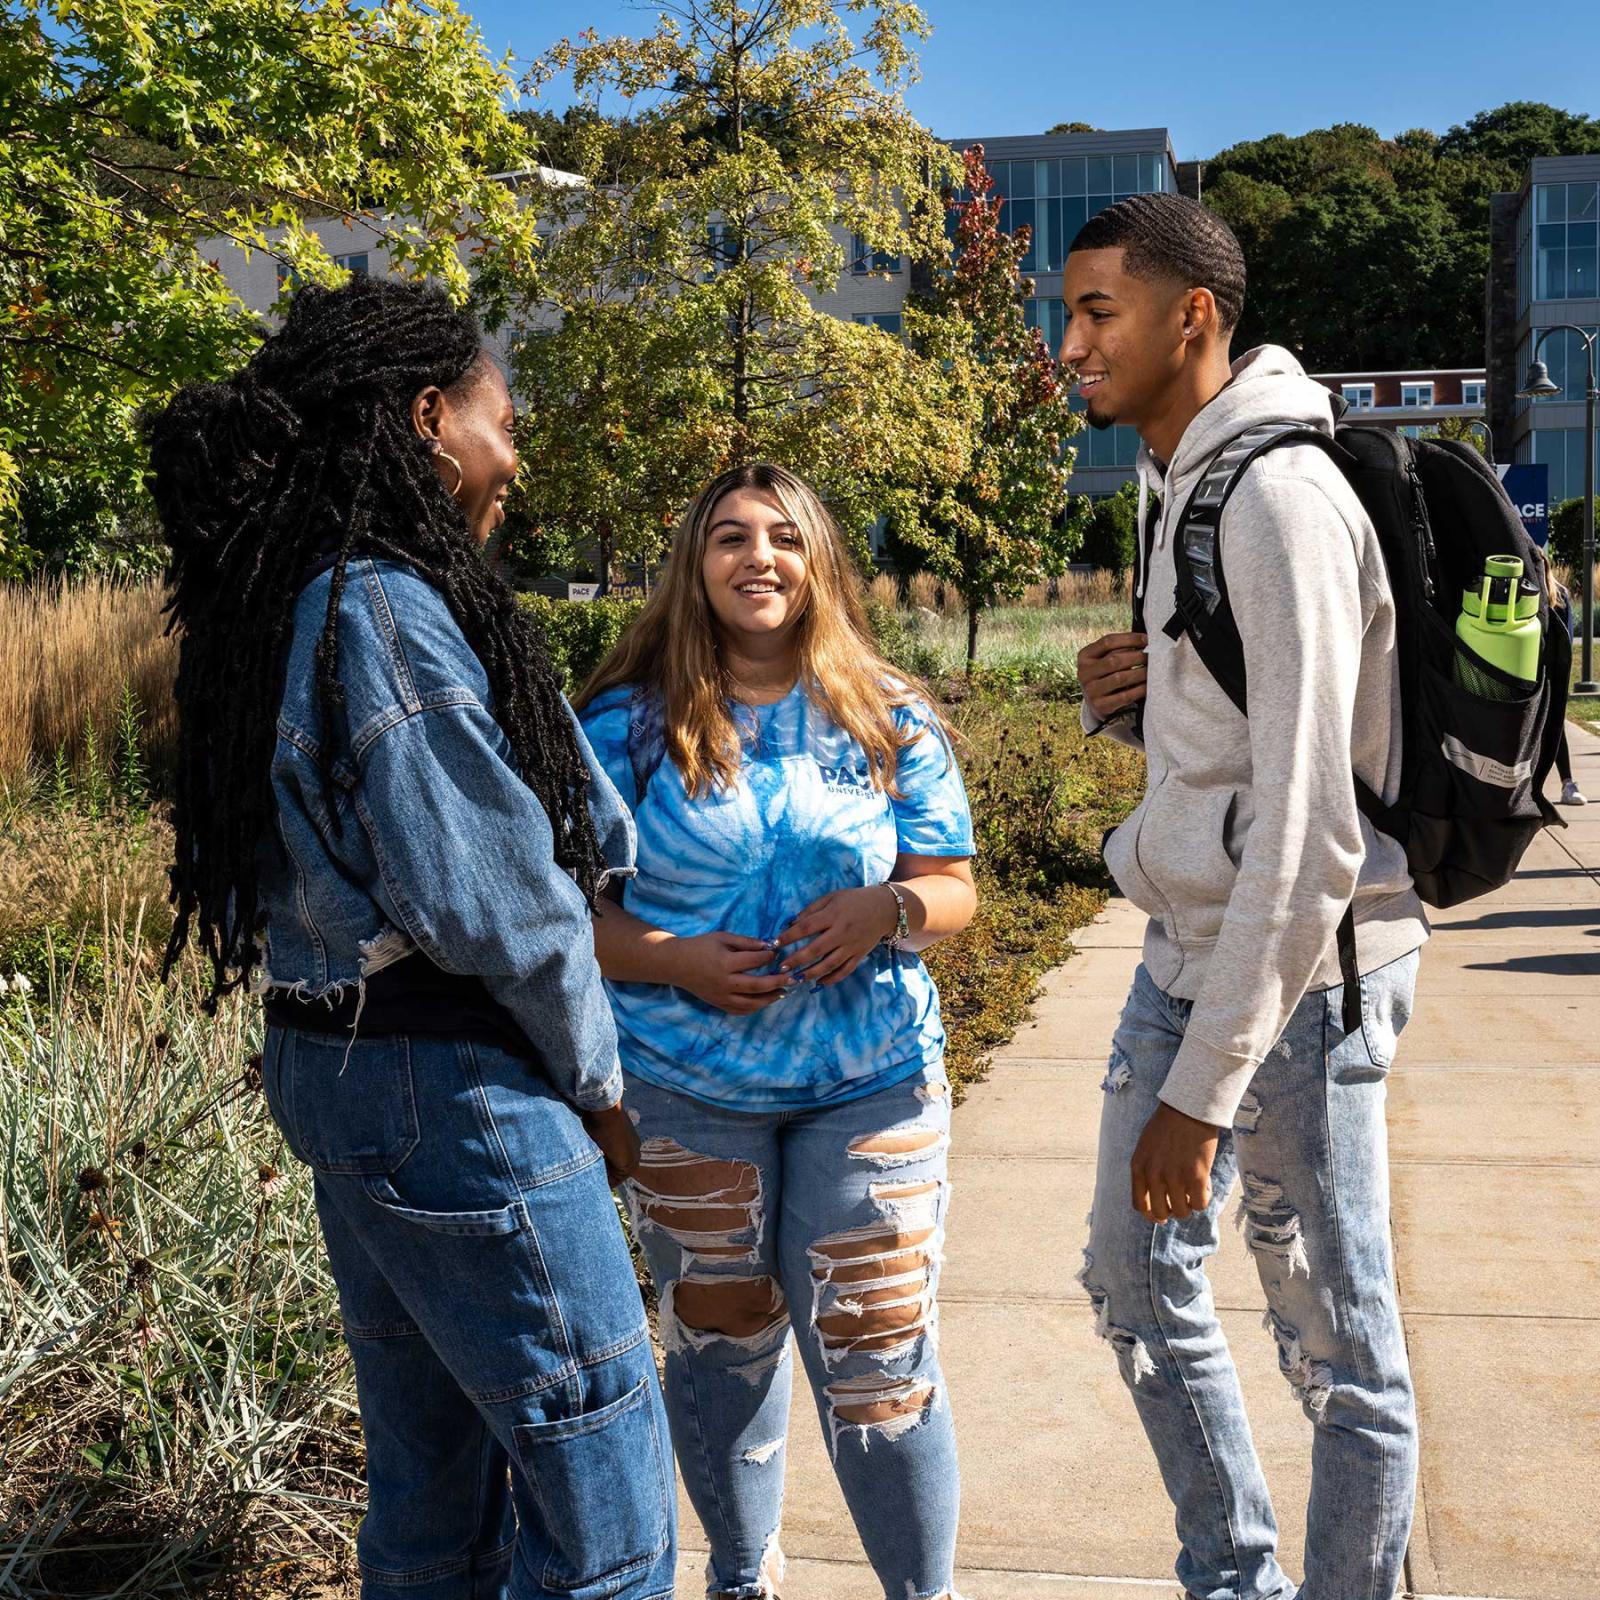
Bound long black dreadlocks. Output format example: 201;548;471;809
146;276;606;1009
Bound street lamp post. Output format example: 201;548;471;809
1519;325;1598;696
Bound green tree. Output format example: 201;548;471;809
509;106;614;175
515;0;973;564
1073;480;1140;576
899;144;1080;669
511;304;730;587
0;0;542;575
1550;496;1599;577
1436;102;1600;166
1203;105;1600;371
1433;414;1492;457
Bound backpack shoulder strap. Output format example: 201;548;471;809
1166;423;1351;718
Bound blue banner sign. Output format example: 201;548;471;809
1497;463;1550;548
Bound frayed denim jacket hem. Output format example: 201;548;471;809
256;558;634;1111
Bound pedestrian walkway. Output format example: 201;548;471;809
674;723;1600;1599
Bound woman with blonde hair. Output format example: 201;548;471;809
574;462;976;1600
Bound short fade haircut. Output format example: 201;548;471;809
1071;193;1246;334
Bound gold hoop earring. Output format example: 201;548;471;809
429;441;464;497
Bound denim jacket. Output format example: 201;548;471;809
257;557;635;1111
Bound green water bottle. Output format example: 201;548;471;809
1455;554;1541;694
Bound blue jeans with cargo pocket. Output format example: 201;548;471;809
263;1025;677;1600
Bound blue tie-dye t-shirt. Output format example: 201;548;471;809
578;682;975;1111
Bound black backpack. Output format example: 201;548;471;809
1138;422;1571;1033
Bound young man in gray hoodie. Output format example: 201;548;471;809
1065;194;1428;1600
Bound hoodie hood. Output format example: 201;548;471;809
1135;346;1338;587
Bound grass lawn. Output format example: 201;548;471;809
912;599;1127;684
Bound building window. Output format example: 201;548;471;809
705;224;737;276
853;312;903;335
1534;181;1600;302
1522;326;1600;408
1461;380;1486;407
1068;394;1140;470
1531;426;1600;504
851;233;903;275
276;250;370;292
1025;296;1065;352
1401;382;1434;408
956;150;1168;276
1342;384;1375;409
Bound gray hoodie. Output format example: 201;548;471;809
1091;345;1428;1127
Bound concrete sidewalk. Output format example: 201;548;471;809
675;723;1600;1600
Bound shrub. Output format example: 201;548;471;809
517;594;644;692
864;601;943;682
1072;481;1142;577
1550;496;1599;578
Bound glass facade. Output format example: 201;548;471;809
1068;394;1140;468
1530;427;1600;505
1522;326;1600;404
1024;296;1066;352
1534;182;1600;301
952;151;1168;274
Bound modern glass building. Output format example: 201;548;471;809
1488;156;1600;506
951;129;1180;498
822;128;1182;499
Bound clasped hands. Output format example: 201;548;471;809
663;884;901;1016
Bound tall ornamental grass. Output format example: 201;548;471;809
0;912;361;1597
0;579;177;798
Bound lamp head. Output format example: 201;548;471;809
1518;358;1560;399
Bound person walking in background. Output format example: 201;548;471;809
573;462;977;1600
1066;195;1427;1600
1545;566;1586;805
147;277;676;1600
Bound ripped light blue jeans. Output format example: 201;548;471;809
621;1062;959;1600
1082;952;1421;1600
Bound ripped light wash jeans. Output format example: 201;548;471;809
621;1062;959;1600
1082;952;1421;1600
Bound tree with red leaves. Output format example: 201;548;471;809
900;143;1082;671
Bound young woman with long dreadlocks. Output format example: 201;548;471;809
147;276;676;1600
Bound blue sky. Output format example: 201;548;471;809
463;0;1598;160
